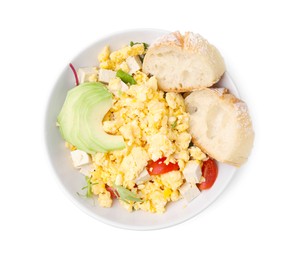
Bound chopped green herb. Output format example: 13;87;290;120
130;41;149;50
78;176;98;198
171;120;177;129
114;184;143;203
116;69;136;85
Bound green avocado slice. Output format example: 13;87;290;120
74;88;110;153
57;83;94;140
82;94;125;151
57;82;125;154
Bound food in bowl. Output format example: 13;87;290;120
56;31;254;214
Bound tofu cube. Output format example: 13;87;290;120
179;182;201;203
77;67;98;83
79;164;95;177
70;150;91;168
98;69;116;83
183;160;202;184
136;168;151;184
126;56;142;74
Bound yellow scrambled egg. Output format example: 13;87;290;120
98;44;145;72
74;43;206;213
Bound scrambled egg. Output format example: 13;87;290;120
98;44;145;72
74;43;207;213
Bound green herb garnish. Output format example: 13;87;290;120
116;69;136;85
130;41;149;50
114;184;143;203
77;176;98;198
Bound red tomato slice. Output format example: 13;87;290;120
106;185;119;199
147;157;179;175
198;158;218;190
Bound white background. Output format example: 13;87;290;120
1;0;296;259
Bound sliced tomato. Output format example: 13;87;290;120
147;157;179;175
106;185;119;199
198;158;218;190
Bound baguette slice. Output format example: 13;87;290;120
143;31;225;92
185;88;254;167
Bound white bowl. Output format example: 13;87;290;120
45;29;238;230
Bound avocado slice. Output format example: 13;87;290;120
57;83;92;139
74;87;110;153
70;91;99;153
57;82;125;154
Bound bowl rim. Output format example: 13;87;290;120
44;28;237;231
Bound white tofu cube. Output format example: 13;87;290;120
70;150;91;168
77;67;98;83
126;56;142;74
98;69;116;83
136;168;151;184
179;182;201;203
79;164;95;176
183;160;202;184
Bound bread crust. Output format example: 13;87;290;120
143;31;225;92
150;31;184;48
